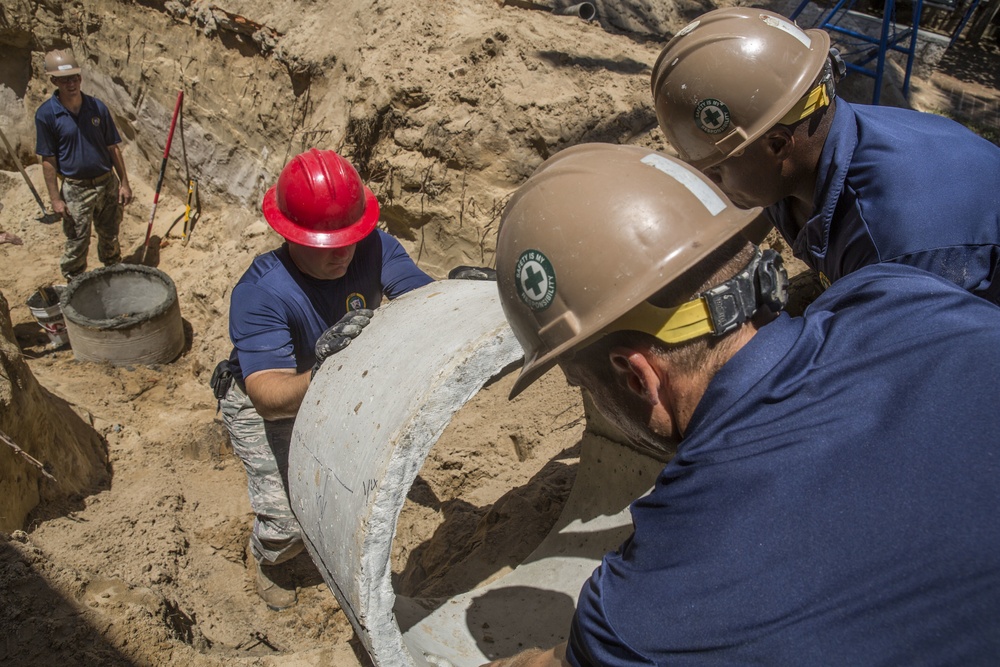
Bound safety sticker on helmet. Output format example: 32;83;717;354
515;250;557;311
695;98;731;135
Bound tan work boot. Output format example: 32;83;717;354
254;560;297;611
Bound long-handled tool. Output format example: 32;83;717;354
164;176;200;244
142;90;184;262
0;125;57;222
181;177;199;246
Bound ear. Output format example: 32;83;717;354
609;346;666;407
764;126;794;161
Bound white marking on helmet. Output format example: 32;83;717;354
761;14;812;48
640;154;726;216
676;20;700;37
58;64;73;71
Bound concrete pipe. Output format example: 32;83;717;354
289;280;661;666
553;2;596;20
60;264;185;366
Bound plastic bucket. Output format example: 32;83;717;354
26;286;70;347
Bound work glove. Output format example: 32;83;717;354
311;308;374;378
448;265;497;281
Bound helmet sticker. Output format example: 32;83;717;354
515;250;557;311
640;154;727;216
694;98;731;135
346;293;367;311
761;14;812;48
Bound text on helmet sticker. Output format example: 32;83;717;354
760;14;812;48
640;154;727;216
694;98;731;135
346;293;367;311
515;250;557;311
58;64;74;71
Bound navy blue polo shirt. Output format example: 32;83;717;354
567;263;1000;666
228;230;433;383
35;92;121;179
765;98;1000;304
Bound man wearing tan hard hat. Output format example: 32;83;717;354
651;8;1000;305
35;49;133;280
483;143;1000;666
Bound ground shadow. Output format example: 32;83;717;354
938;38;1000;90
124;235;161;267
393;445;580;601
466;585;577;661
0;536;135;666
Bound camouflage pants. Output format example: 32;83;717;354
60;173;122;279
219;381;304;566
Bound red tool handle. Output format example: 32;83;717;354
144;90;184;250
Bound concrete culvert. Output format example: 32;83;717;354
60;264;185;366
290;280;662;666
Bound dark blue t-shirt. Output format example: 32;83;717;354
765;98;1000;304
228;230;433;383
567;263;1000;666
35;92;121;179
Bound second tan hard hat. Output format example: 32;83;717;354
496;143;759;399
651;8;831;170
44;50;82;78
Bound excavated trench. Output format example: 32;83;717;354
0;0;685;663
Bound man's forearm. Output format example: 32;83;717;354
244;368;311;420
108;144;129;186
41;158;60;204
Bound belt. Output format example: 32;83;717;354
62;172;113;187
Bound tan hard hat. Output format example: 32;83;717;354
497;143;759;399
651;8;831;170
44;50;82;78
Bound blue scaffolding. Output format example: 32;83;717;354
789;0;925;104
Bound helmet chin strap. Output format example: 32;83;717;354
603;247;789;345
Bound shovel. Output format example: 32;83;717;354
0;125;61;224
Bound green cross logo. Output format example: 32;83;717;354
695;98;731;135
515;249;556;311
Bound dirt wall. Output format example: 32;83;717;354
0;292;109;532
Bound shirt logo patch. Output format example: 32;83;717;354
695;98;731;135
91;117;101;127
346;293;366;311
515;249;556;311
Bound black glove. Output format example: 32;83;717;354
311;309;374;378
448;265;497;281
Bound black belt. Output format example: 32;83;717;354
62;172;112;187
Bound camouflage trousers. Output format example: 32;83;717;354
219;381;304;566
60;173;122;279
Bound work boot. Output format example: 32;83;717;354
253;559;297;611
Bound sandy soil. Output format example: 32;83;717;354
0;155;586;666
1;0;997;665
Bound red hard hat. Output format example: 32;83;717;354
261;148;380;248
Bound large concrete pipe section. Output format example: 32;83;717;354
60;264;185;365
290;280;661;666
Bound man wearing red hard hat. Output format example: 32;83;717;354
212;148;434;610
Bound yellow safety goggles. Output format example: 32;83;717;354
778;79;832;126
604;298;715;345
592;248;787;349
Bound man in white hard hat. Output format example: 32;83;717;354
35;49;133;280
484;143;1000;666
651;8;1000;303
